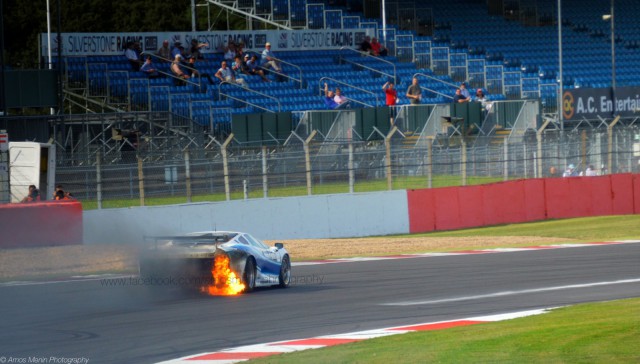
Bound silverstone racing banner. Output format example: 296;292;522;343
40;28;374;56
562;87;640;120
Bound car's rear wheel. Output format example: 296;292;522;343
279;256;291;288
243;258;256;292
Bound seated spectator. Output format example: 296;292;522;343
171;41;183;59
359;36;372;54
156;40;171;62
323;83;348;110
215;60;247;87
370;37;381;56
232;55;250;77
21;185;40;203
170;54;190;85
261;42;286;82
235;41;245;60
453;89;468;103
583;164;598;176
187;56;215;85
333;87;350;108
189;38;209;60
125;41;142;71
474;88;491;111
140;56;162;79
246;54;270;82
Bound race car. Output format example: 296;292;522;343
139;231;291;294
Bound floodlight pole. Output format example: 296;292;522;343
610;0;616;91
557;0;563;130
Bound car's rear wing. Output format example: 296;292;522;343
143;234;234;249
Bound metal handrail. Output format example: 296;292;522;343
259;55;304;89
217;81;282;112
141;52;203;90
339;46;396;82
412;72;457;100
319;77;378;108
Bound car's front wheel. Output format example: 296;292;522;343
279;256;291;288
243;258;256;292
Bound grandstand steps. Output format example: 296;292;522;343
490;128;511;146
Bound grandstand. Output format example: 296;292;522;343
2;0;639;203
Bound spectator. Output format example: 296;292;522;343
156;40;171;61
323;83;343;109
261;42;285;82
140;56;162;79
235;41;245;60
548;166;560;177
189;38;209;60
370;37;381;56
170;54;190;85
583;164;598;176
333;87;350;108
170;41;183;58
215;60;247;87
246;54;270;82
232;55;250;77
459;82;471;101
563;164;578;177
453;88;468;103
21;185;40;203
224;41;237;62
382;81;398;106
359;36;372;54
406;77;422;105
125;41;142;71
475;88;491;110
187;56;215;85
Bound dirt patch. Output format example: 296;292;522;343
0;236;576;281
267;236;577;260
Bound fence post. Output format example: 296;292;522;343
348;141;354;193
184;149;192;203
607;116;620;175
222;133;234;201
461;139;467;186
137;157;145;206
427;137;433;188
503;138;508;181
96;150;102;209
262;146;268;198
385;126;397;191
304;131;317;196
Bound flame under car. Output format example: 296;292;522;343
139;231;291;295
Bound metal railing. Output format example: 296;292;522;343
260;56;304;89
338;46;396;82
218;81;282;113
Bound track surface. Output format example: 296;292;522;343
1;244;639;363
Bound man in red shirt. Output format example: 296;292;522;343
382;80;398;126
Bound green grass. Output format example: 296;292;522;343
79;175;505;210
250;298;640;364
413;215;640;242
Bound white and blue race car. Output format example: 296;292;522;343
139;231;291;293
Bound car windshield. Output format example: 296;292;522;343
244;234;269;249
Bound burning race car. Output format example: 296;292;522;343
138;231;291;295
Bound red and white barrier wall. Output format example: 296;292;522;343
0;201;83;248
407;174;640;233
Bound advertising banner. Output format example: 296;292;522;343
562;87;640;120
40;29;373;57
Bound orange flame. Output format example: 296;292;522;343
202;254;246;295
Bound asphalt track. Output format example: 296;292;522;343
1;243;639;364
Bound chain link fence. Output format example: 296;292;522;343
53;126;640;209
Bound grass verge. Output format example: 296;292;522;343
249;298;640;364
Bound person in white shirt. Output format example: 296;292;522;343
215;60;247;87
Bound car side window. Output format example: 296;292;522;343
244;234;268;249
237;236;250;245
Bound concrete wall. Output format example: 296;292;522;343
83;190;410;244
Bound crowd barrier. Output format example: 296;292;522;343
0;201;83;248
407;174;639;233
